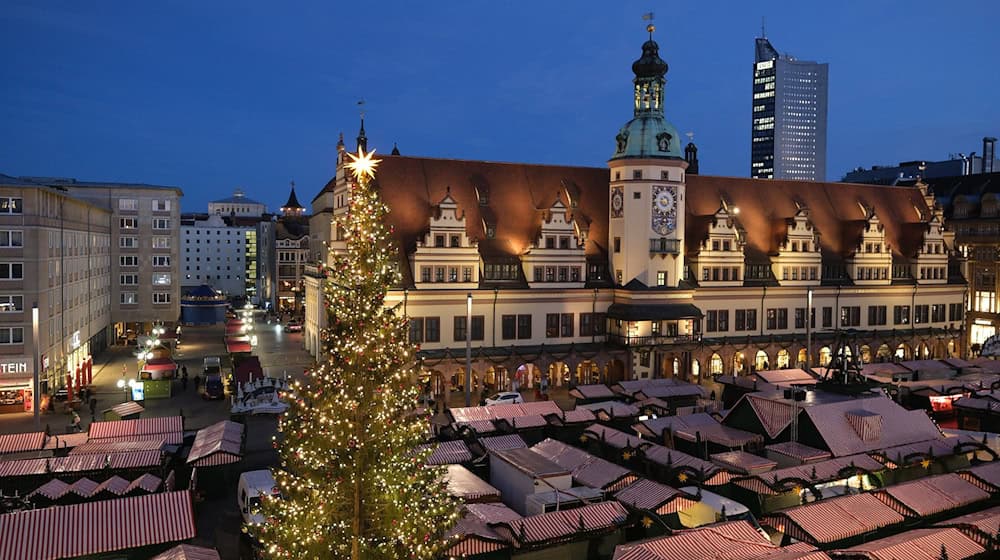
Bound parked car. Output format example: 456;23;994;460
484;391;524;406
283;320;303;333
203;374;226;400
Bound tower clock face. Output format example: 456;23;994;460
610;187;624;218
651;184;677;235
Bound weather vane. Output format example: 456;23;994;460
357;98;366;121
642;12;655;36
686;131;695;143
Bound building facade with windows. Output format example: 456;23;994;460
0;175;112;406
32;179;184;341
276;186;308;313
180;214;252;299
303;28;963;391
751;36;828;181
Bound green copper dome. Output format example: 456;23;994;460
611;28;683;161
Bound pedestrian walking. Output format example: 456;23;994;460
181;366;189;390
89;397;98;421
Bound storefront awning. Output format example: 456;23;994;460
226;341;252;354
142;358;177;373
606;302;703;321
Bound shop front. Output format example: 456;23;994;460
0;357;35;415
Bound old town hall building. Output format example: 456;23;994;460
304;27;966;391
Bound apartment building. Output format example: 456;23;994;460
0;175;112;408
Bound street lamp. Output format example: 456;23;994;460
116;378;135;402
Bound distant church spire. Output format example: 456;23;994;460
356;100;368;152
391;142;400;155
281;181;305;217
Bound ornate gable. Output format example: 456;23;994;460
688;200;745;286
523;195;587;288
412;188;480;288
846;205;891;285
772;204;822;285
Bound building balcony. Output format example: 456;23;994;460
649;238;680;255
606;333;698;347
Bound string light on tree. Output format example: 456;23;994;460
255;144;459;559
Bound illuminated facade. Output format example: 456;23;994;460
751;36;828;181
303;28;963;390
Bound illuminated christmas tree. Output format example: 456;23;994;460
257;147;459;559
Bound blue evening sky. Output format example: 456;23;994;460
2;1;997;212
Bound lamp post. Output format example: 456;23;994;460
465;292;472;407
32;304;40;431
806;288;813;369
116;378;135;403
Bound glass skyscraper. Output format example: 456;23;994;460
751;37;828;181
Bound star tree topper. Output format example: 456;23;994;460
345;146;382;182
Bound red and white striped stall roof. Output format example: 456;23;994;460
560;408;597;424
187;420;243;467
0;491;195;560
734;453;886;496
109;401;145;418
151;544;222;560
419;440;473;465
959;460;1000;491
832;527;984;560
0;457;47;477
614;478;697;515
613;520;830;560
95;476;131;496
70;438;166;456
28;479;71;501
494;500;629;545
877;473;990;517
42;432;89;450
126;473;163;493
88;416;183;440
0;431;45;455
68;478;100;498
935;505;1000;544
464;419;497;434
763;492;908;545
444;464;500;502
512;414;547;429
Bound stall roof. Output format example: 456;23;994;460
636;412;763;448
89;416;183;441
577;400;640;419
70;438;166;456
0;432;45;455
419;440;473;465
476;434;527;453
830;527;983;560
762;492;909;545
733;454;885;496
612;520;829;560
530;438;636;491
568;384;616;400
449;401;562;425
583;424;646;450
444;464;501;502
142;358;177;372
969;357;1000;374
492;500;630;547
0;491;195;560
187;420;243;467
765;441;832;463
108;401;145;418
614;478;698;515
491;447;569;478
934;505;1000;542
958;460;1000;491
755;369;819;387
710;450;777;474
151;544;222;560
876;473;990;517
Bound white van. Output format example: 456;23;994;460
238;469;279;529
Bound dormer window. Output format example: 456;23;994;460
486;225;496;239
661;171;669;180
723;240;731;251
792;241;799;252
546;236;555;249
434;235;445;248
559;236;570;249
712;240;720;251
450;235;460;247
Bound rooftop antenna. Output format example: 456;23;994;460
761;16;766;38
357;98;366;121
642;12;655;37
